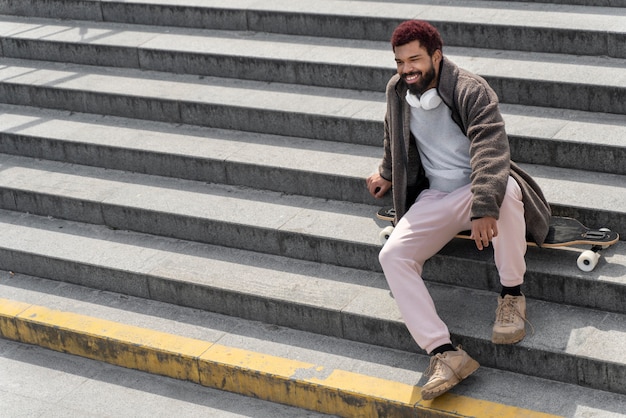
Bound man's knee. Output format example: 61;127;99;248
378;241;395;270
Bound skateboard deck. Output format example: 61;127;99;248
376;207;619;272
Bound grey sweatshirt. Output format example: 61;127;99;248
409;97;471;193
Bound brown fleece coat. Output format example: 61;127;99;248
379;57;551;245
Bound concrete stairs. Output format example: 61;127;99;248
0;0;625;416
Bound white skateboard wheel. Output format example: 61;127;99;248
577;250;600;272
379;226;395;245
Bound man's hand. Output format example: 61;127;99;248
366;173;392;198
470;216;498;251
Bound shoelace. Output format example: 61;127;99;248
496;297;535;336
425;353;462;381
496;297;520;323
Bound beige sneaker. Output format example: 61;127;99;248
421;347;480;401
492;294;526;344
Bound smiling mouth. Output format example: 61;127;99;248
404;73;420;83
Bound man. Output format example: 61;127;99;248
366;20;551;400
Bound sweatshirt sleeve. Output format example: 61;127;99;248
379;77;400;183
379;114;393;182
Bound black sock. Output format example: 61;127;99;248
500;285;522;298
430;344;456;356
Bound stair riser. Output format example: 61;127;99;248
0;246;623;395
104;3;248;31
138;50;393;94
1;39;141;69
487;77;626;115
0;38;392;92
429;241;626;314
460;337;626;395
249;15;625;58
436;23;625;58
0;0;103;21
510;136;626;176
523;268;626;316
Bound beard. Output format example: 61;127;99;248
403;63;436;96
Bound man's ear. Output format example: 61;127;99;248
432;49;442;65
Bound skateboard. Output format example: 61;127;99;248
376;207;619;272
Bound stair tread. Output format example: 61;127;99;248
501;104;626;148
0;339;340;417
520;164;626;213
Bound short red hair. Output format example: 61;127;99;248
391;20;443;56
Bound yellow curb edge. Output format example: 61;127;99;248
0;298;562;418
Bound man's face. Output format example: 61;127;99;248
394;40;441;95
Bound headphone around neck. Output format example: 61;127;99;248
406;89;442;111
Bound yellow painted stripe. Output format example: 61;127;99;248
0;298;561;418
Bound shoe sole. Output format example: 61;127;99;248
492;328;526;344
421;358;480;401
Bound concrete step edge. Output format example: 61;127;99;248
0;294;570;418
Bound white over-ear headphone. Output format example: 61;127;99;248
406;89;442;110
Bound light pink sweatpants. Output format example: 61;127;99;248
378;177;526;354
